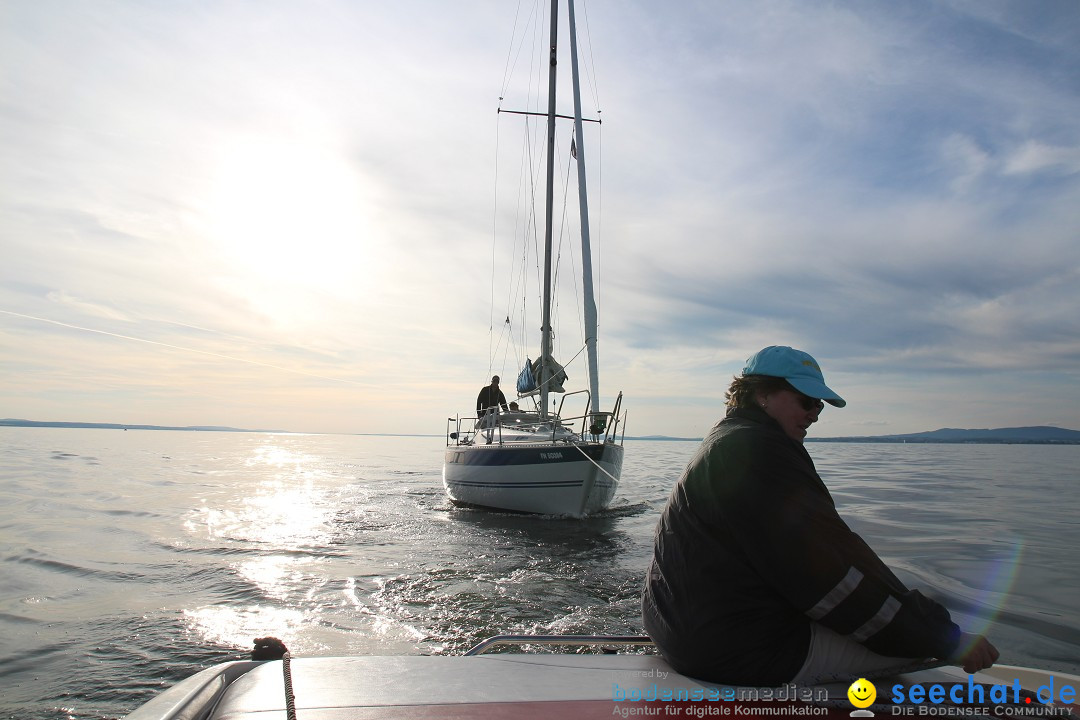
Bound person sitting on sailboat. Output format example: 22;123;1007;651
641;345;999;686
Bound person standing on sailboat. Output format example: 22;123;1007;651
476;376;509;420
641;345;999;685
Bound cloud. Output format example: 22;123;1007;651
2;0;1079;436
1002;141;1080;176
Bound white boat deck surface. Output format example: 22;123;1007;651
220;655;684;719
124;653;1080;720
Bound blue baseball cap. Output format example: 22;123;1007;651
742;346;846;408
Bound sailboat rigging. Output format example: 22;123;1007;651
442;0;625;517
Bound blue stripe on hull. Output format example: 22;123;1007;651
448;480;585;489
443;444;608;468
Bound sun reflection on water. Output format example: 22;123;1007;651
184;604;309;652
237;555;316;600
184;442;342;651
189;443;335;548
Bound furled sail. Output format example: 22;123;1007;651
516;358;537;394
517;356;568;397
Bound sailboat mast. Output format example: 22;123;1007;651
567;0;601;421
539;0;559;420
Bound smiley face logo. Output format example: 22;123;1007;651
848;678;877;709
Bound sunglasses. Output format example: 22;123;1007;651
796;394;825;413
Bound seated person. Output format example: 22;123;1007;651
642;345;998;685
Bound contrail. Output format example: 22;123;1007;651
1;309;370;388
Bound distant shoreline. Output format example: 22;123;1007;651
0;419;285;433
809;437;1080;445
0;419;437;437
812;424;1080;445
4;419;1079;444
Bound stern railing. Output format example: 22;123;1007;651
447;391;624;447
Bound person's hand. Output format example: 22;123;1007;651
950;632;1000;673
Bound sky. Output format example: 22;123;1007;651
2;0;1079;439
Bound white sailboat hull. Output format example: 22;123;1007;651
443;441;623;517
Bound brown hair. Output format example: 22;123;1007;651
725;375;792;410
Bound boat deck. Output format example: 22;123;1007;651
124;652;1080;720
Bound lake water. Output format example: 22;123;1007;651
1;428;1077;719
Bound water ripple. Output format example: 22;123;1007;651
1;430;1077;720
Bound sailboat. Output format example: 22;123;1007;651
442;0;625;517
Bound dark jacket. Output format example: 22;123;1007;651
642;407;960;685
476;385;508;416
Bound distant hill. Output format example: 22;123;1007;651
0;419;283;433
812;425;1080;444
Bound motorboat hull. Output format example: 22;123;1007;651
123;651;1080;720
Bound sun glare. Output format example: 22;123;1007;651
207;137;374;312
